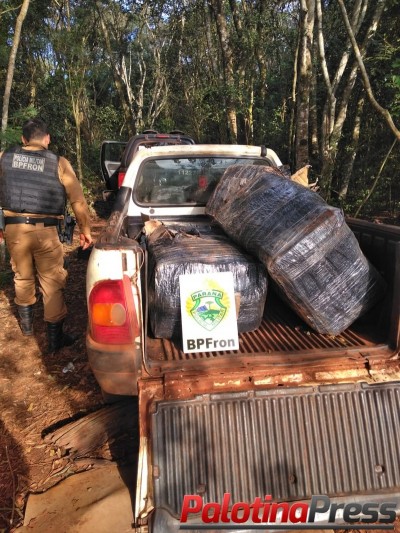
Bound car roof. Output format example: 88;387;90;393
121;132;195;166
127;143;282;165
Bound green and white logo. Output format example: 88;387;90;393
180;272;239;353
189;289;227;331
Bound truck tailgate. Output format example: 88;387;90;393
150;382;400;530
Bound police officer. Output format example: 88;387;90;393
0;118;93;353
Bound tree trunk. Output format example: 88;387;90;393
145;39;169;129
1;0;31;146
97;8;135;136
208;0;238;143
319;62;359;200
338;93;365;200
204;0;219;78
294;0;315;170
317;0;385;199
309;39;319;163
337;0;400;141
244;86;254;144
70;91;84;180
289;30;300;169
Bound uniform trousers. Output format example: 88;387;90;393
4;223;67;323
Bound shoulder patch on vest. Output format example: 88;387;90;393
12;153;45;172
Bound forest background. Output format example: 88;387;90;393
1;0;399;218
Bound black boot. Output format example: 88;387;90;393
46;321;79;354
17;304;34;336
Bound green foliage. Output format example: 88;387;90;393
79;169;105;214
0;126;21;147
386;57;400;117
0;106;37;147
0;242;12;288
0;43;10;69
0;269;13;289
0;0;398;218
91;106;125;141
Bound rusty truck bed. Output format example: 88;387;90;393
134;218;400;532
149;381;400;529
141;217;400;381
145;290;388;366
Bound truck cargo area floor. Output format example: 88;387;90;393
151;382;400;521
145;292;388;367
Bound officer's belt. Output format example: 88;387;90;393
5;216;60;227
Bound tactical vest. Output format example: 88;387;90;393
0;146;66;215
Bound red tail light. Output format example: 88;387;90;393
198;175;208;189
89;277;139;344
117;171;126;188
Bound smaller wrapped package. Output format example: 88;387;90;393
206;164;386;335
147;224;268;339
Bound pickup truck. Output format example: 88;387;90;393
100;130;195;191
86;144;400;532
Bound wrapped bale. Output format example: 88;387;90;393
146;224;268;339
206;164;385;335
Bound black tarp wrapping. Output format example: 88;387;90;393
146;225;268;339
206;164;386;335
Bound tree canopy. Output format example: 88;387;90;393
1;0;399;216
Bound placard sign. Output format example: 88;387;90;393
179;272;239;353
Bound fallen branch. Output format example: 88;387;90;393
43;398;137;459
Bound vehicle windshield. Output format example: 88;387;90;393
134;156;273;205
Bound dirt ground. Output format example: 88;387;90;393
0;201;136;532
1;200;400;532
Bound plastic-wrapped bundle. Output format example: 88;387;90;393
147;225;268;339
206;164;386;335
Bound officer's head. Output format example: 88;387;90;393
22;118;50;146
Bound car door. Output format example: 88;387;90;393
100;141;127;189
